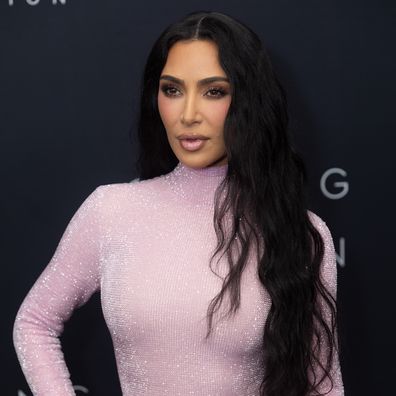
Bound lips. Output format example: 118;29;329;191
177;135;208;151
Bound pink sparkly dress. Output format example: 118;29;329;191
13;161;344;395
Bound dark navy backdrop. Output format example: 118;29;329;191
1;1;395;395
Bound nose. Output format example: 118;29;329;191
181;92;201;125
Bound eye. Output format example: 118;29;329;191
205;87;228;98
160;84;181;97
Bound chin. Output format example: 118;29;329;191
178;158;207;169
179;157;226;169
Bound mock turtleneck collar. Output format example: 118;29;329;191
163;161;228;206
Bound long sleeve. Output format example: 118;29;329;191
11;160;347;396
13;186;103;396
308;213;345;395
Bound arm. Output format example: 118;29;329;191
308;213;345;395
13;186;104;396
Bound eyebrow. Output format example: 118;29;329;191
159;75;230;86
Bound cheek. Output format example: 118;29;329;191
205;100;231;130
158;95;179;126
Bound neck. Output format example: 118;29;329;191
163;161;228;206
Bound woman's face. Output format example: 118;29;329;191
158;39;231;168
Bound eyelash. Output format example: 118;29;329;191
160;84;228;98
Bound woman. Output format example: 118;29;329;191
13;10;344;396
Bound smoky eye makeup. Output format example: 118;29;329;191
205;86;229;98
159;83;230;98
160;84;181;97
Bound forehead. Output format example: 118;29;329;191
162;40;227;78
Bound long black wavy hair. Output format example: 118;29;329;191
134;10;340;396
